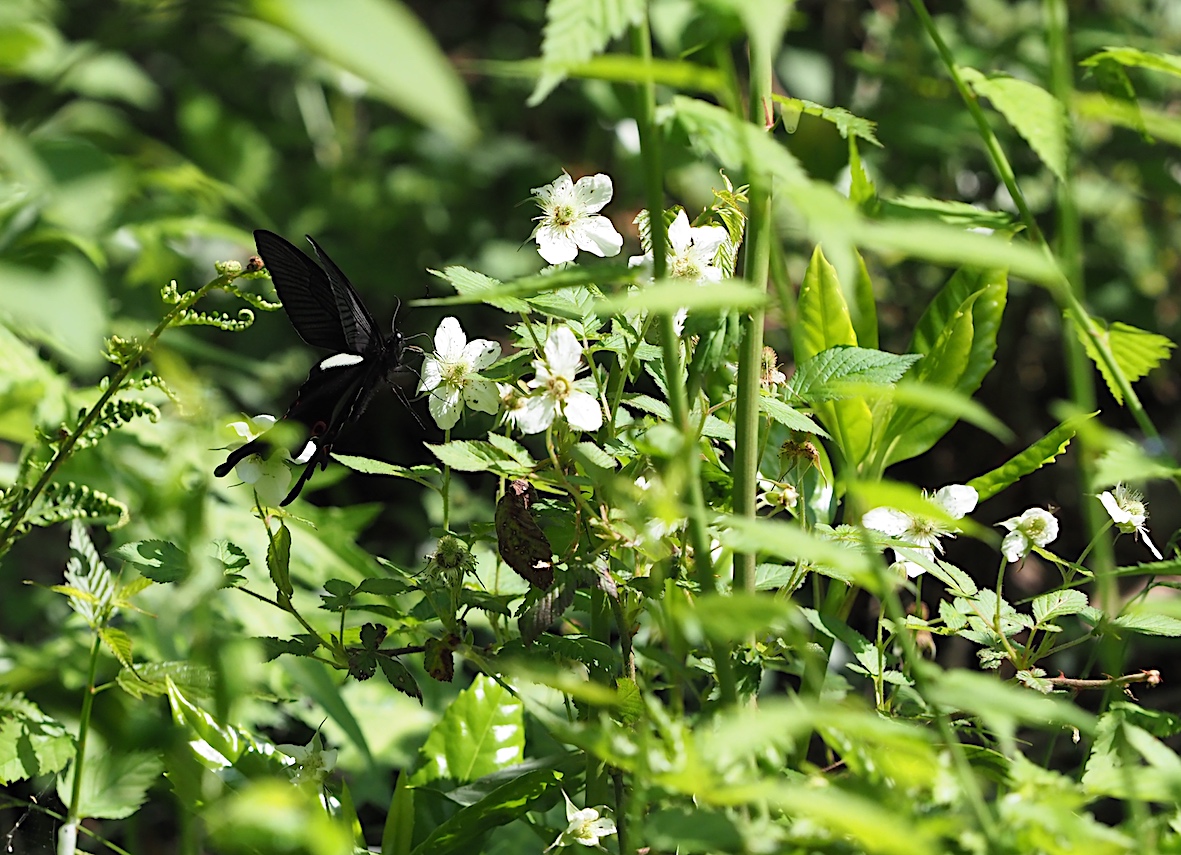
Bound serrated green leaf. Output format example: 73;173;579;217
786;346;921;403
529;0;646;105
1081;47;1181;79
98;626;134;669
250;0;476;145
758;396;829;437
596;279;766;315
58;748;163;819
572;441;618;470
0;694;73;785
716;515;875;588
117;661;216;701
877;196;1016;229
485;433;536;466
795;247;872;465
332;454;441;490
1032;590;1089;625
411;674;524;785
428;266;529;312
961;68;1068;181
1111;611;1181;637
772;94;881;146
968;412;1094;501
114;539;189;582
1073;316;1176;406
425;440;533;476
378;658;422;702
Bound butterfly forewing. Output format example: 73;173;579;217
254;229;351;352
306;235;379;353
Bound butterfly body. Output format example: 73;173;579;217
216;229;404;505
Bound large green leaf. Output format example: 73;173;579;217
786;346;920;404
794;247;873;466
883;266;1007;466
961;68;1069;182
1072;315;1176;406
57;746;163;820
412;674;524;785
249;0;476;145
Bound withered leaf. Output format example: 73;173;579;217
495;479;554;590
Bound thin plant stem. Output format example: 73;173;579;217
60;634;104;855
442;428;452;531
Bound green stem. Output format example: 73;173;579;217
442;428;452;531
908;0;1162;446
61;634;104;855
0;277;225;557
731;26;774;594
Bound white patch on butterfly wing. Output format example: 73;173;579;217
318;353;366;370
294;441;318;464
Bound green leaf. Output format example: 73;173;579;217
1032;590;1089;625
412;674;524;785
1073;316;1176;406
428;266;529;313
114;540;189;583
646;807;744;853
758;396;829;437
794;246;873;465
884;267;1009;465
1111;611;1181;637
1081;47;1181;79
409;769;560;855
716;515;875;588
117;661;216;700
332;454;441;491
693;593;795;643
772;94;881;146
425;440;533;476
1083;708;1181;802
378;658;422;702
249;0;476;145
98;626;134;669
961;67;1069;181
803;608;884;679
0;694;73;785
877;196;1016;230
267;521;293;601
968;412;1094;501
851;252;879;349
58;748;163;820
596;279;767;315
571;441;618;470
528;0;646;105
786;345;921;403
167;678;253;768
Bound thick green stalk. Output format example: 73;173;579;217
731;30;774;594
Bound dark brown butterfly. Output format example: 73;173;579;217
215;230;406;505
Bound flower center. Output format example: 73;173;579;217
440;360;468;386
670;253;704;280
551;202;577;229
547;375;572;400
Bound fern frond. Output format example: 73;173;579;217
173;307;254;331
224;282;282;312
20;481;130;533
103;334;143;367
69;398;161;451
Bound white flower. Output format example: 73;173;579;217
1099;484;1162;560
276;734;337;791
862;484;978;578
417;316;501;430
530;172;623;265
757;477;799;513
998;507;1059;563
516;327;603;434
225;414;291;507
546;792;617;851
628;209;727;282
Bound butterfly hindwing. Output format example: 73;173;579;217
253;229;351;352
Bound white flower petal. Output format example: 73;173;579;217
533;225;578;265
434;316;467;356
531;172;571;205
462;338;501;370
235;456;264;484
544;327;584;374
428;386;462;430
572;214;624;257
667;210;692;252
571;173;613;212
463;379;499;414
1099;491;1131;525
561;390;603;431
516;394;557;434
862;507;912;537
933;484;978;519
689;223;728;259
419;356;443;392
1001;530;1030;563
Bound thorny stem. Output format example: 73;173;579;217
1045;669;1160;691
